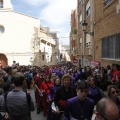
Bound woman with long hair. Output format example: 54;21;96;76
107;85;120;112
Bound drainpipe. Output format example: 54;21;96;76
90;0;95;60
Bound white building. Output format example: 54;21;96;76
0;0;40;66
59;43;70;62
33;26;56;66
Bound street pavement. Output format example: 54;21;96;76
30;88;106;120
31;89;47;120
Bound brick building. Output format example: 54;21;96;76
94;0;120;66
70;10;77;64
71;0;120;67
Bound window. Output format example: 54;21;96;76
86;34;90;48
79;37;82;49
102;33;120;59
0;0;3;8
79;14;82;26
86;0;90;17
104;0;112;6
51;55;52;62
79;0;82;4
42;55;44;61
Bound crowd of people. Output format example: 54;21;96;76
0;62;120;120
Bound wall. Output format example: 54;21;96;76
94;0;120;66
0;9;40;65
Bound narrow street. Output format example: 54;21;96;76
31;89;46;120
30;88;97;120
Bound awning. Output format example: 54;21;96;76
91;60;100;66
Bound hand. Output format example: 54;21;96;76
42;90;45;93
56;106;60;114
4;112;9;119
27;89;31;94
49;99;52;102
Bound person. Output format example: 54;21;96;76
107;85;120;112
95;98;120;120
12;61;16;68
64;81;94;120
39;74;53;116
47;76;61;120
87;76;103;105
4;72;35;120
54;73;77;120
34;70;45;114
116;74;120;89
112;64;120;83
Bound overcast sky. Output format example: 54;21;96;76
11;0;77;45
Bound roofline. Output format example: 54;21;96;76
0;8;39;20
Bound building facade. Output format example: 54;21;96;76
71;0;120;67
94;0;120;66
0;0;40;66
33;26;57;66
70;10;78;65
0;0;58;67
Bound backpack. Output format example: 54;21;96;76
25;72;32;82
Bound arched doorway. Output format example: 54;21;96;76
0;54;8;67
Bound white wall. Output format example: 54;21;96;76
0;10;40;65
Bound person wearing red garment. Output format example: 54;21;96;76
112;64;120;83
39;74;53;116
34;70;45;114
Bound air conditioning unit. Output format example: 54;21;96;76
89;49;92;55
116;4;120;14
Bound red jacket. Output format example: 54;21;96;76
112;70;120;82
39;81;53;95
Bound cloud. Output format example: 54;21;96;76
39;0;76;28
21;0;77;44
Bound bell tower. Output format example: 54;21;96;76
0;0;13;10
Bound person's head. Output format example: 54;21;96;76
113;64;119;70
76;81;88;101
45;74;51;82
107;85;119;100
87;76;95;87
13;72;24;87
93;71;97;77
3;82;10;92
39;69;45;76
54;76;61;86
86;66;91;72
62;73;71;88
96;98;119;120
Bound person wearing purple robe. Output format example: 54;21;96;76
87;76;103;105
64;81;94;120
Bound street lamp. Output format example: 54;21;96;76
82;20;94;36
